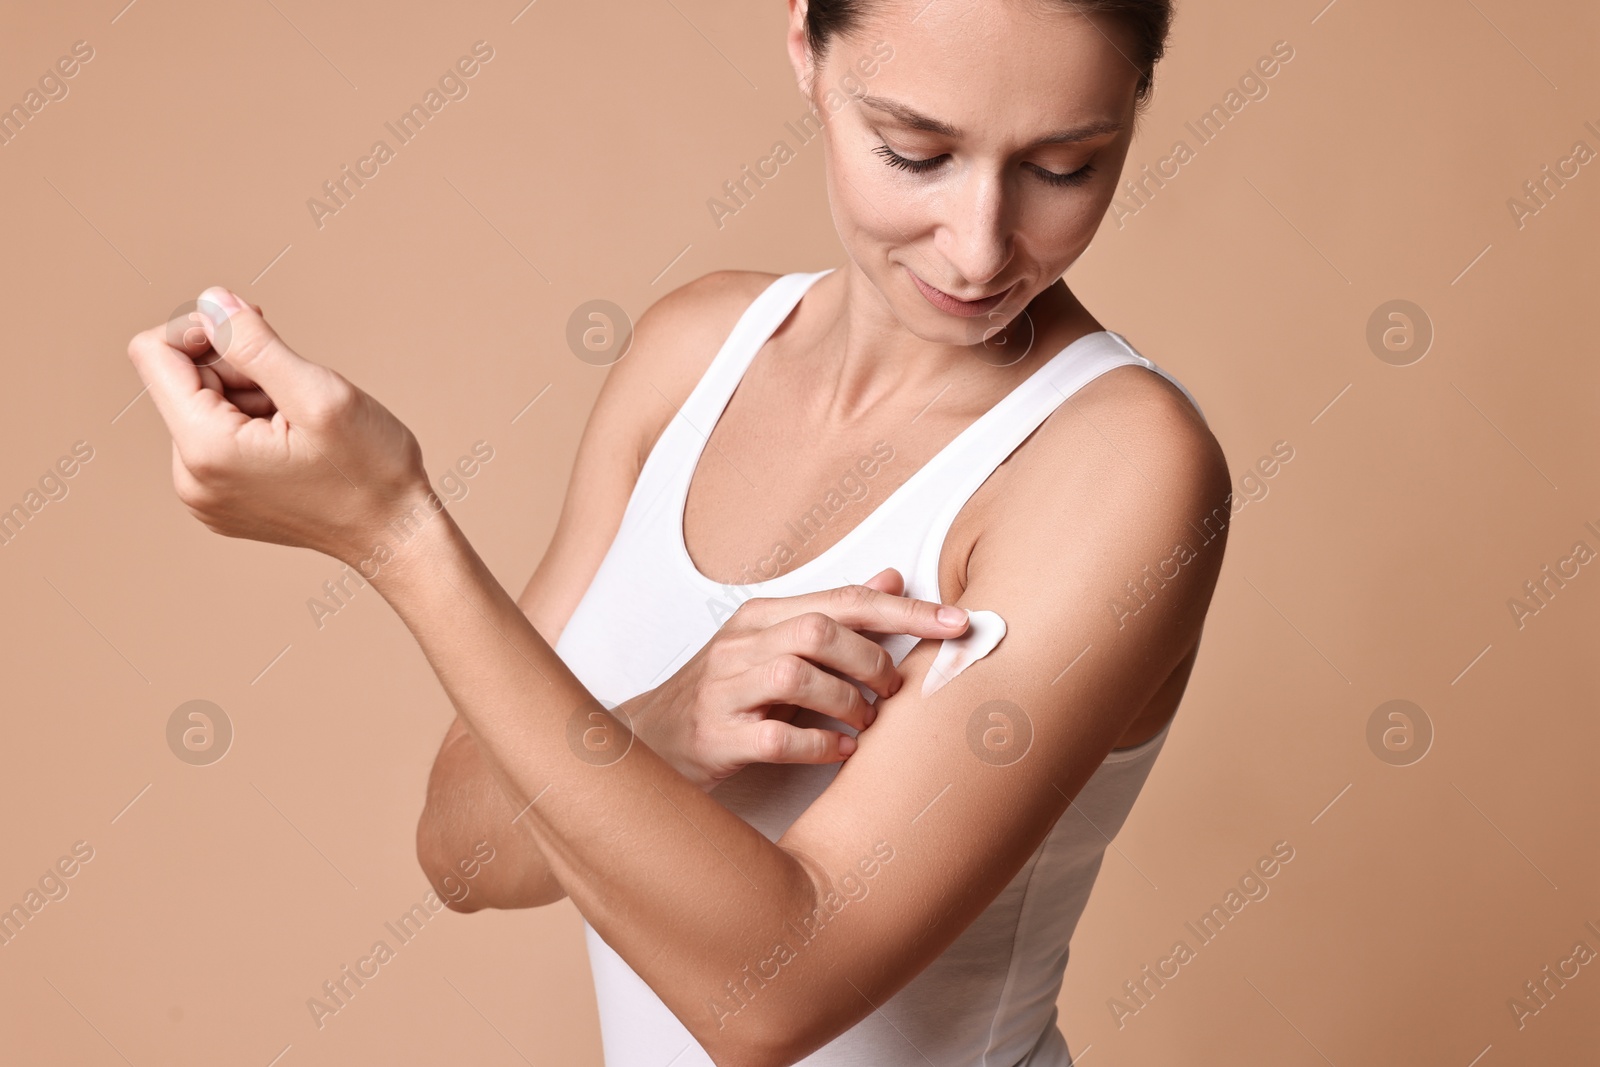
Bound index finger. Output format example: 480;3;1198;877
125;318;244;442
742;583;970;639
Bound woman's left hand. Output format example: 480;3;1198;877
125;286;431;565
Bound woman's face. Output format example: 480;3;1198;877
789;0;1143;343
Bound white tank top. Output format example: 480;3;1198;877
554;268;1207;1066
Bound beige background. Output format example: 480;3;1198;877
2;0;1597;1063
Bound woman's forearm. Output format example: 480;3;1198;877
371;495;818;1060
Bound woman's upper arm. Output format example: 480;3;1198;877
743;380;1232;1064
515;270;775;646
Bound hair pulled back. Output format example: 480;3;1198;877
804;0;1173;109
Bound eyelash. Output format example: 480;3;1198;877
872;143;1096;188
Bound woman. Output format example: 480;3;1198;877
126;0;1229;1062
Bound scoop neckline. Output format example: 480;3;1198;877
672;270;1113;593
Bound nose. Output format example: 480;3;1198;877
935;168;1014;290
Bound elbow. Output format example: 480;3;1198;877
694;1010;813;1067
415;802;568;912
700;1036;780;1067
416;818;486;913
413;804;461;907
708;1039;807;1067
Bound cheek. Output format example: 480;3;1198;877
1025;181;1117;260
1028;193;1094;233
829;147;918;243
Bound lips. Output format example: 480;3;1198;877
906;267;1015;318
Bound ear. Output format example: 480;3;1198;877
785;0;816;98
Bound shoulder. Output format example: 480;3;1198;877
609;269;783;465
514;270;782;640
1073;358;1226;490
1039;355;1224;503
977;354;1232;591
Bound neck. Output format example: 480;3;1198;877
802;263;1089;426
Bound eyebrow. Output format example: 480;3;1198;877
857;94;1125;145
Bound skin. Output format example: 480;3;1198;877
125;2;1230;1064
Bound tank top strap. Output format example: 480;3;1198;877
627;269;834;523
911;329;1209;558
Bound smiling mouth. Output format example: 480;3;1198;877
906;267;1016;318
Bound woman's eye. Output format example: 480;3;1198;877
872;143;1095;188
873;143;944;173
1029;161;1096;187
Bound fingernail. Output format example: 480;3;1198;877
197;286;245;328
938;606;968;626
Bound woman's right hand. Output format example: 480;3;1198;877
619;567;970;793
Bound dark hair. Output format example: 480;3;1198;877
804;0;1173;110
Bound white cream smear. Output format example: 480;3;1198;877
921;609;1007;697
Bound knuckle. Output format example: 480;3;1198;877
175;471;214;510
325;372;358;409
765;654;808;695
793;611;834;651
751;719;788;763
842;675;874;721
215;325;263;366
184;449;223;481
837;582;876;613
304;374;356;424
